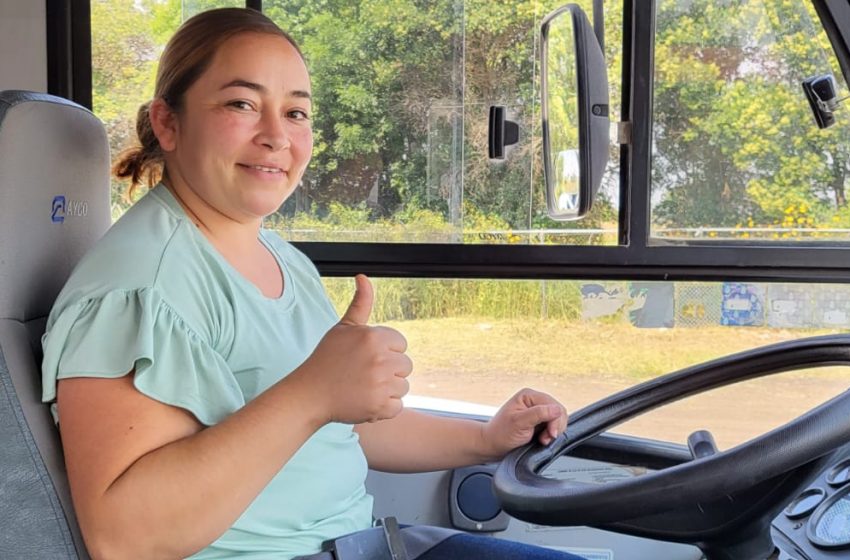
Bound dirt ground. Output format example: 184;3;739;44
410;369;850;451
390;318;850;451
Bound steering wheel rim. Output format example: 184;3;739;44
494;334;850;527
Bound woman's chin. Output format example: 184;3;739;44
241;191;293;220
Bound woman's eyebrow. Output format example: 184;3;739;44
290;90;312;100
220;79;266;92
220;79;311;100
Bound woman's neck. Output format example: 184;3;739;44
162;176;263;251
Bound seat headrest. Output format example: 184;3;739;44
0;91;111;322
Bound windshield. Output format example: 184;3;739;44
650;0;850;243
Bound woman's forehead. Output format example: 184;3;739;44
202;32;311;95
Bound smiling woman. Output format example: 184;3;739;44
39;7;580;560
5;2;850;560
145;32;313;225
111;9;298;190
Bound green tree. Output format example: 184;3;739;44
265;0;621;237
92;0;244;213
652;0;850;238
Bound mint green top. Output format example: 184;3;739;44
41;184;373;559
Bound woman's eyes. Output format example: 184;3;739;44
227;100;255;111
226;101;310;122
287;109;311;122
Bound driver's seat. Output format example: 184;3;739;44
0;90;111;558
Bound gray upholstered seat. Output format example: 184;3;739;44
0;90;111;559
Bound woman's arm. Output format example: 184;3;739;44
355;389;567;473
60;276;410;560
60;369;321;560
355;407;493;473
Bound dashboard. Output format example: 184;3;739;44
773;450;850;559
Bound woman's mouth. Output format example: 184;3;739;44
239;163;283;174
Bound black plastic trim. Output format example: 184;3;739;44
625;0;654;254
295;241;850;283
813;0;850;91
617;0;633;247
46;0;70;100
806;483;850;549
47;0;91;109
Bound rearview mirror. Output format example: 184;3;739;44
541;4;609;220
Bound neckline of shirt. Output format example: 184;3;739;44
150;183;296;311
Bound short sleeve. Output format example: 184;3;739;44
41;288;244;426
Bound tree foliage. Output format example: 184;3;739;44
91;0;849;241
652;0;850;238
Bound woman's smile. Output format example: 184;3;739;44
237;162;288;180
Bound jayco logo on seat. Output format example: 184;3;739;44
51;195;65;222
52;195;88;223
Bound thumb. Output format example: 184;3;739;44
340;274;373;325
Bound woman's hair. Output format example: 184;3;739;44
113;8;303;197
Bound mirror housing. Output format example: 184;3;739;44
541;4;609;220
803;74;839;129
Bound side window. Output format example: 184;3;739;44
90;0;244;218
263;0;622;246
651;0;850;242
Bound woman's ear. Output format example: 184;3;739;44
149;98;178;152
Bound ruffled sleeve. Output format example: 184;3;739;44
41;288;244;426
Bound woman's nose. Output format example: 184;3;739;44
256;113;290;151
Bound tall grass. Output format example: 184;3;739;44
322;277;583;322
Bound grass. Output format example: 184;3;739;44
383;317;850;382
383;317;850;448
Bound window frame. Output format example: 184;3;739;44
56;0;850;283
47;0;91;110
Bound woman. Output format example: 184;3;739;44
41;8;583;560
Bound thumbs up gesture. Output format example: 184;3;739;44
302;275;412;425
339;274;376;325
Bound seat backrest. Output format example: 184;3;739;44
0;90;111;559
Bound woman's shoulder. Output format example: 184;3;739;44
54;186;210;312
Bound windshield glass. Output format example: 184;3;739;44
650;0;850;243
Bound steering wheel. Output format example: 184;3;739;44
494;334;850;560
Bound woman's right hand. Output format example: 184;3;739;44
298;274;412;425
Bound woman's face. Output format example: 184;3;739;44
158;32;313;223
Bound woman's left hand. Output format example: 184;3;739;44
481;388;568;460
